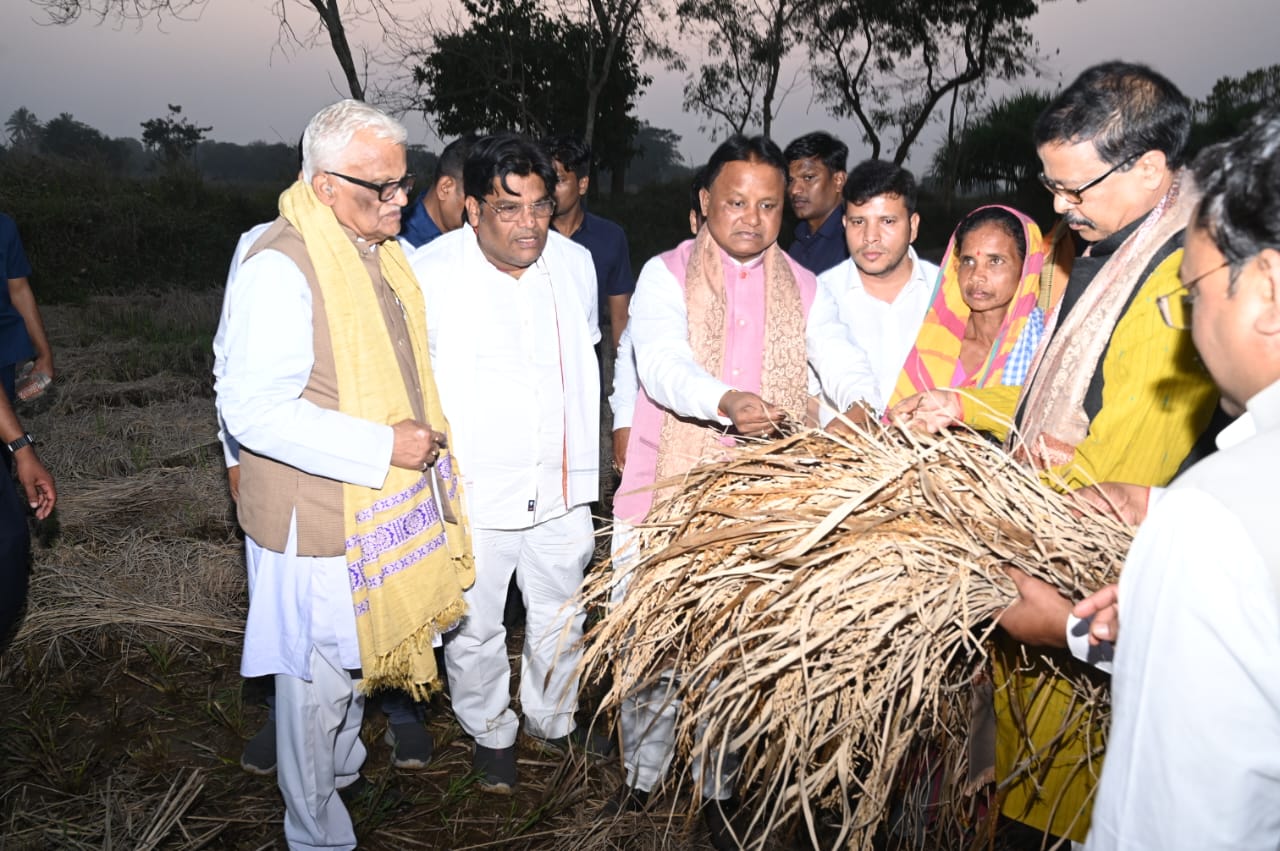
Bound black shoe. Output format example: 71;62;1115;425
528;725;615;759
338;775;411;811
239;719;277;776
473;744;517;794
600;783;651;818
704;798;745;851
385;722;434;769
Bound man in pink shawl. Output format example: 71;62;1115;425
606;134;880;849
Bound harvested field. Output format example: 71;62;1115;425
0;294;734;851
1;293;1113;851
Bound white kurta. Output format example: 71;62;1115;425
627;251;882;422
817;247;940;407
409;225;600;749
1085;386;1280;851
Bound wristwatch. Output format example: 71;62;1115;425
5;433;35;455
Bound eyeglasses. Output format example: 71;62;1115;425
1156;260;1229;329
481;198;557;222
325;170;415;202
1038;155;1139;205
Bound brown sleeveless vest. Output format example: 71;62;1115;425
234;218;427;556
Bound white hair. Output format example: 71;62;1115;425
301;99;407;181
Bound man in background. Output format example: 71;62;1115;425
400;134;476;249
784;131;849;275
544;134;633;350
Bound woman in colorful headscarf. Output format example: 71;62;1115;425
888;205;1046;413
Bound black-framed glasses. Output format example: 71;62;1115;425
481;198;557;222
1156;260;1229;329
325;170;415;202
1038;154;1139;205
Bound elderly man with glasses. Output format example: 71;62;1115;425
409;132;603;793
216;100;474;850
893;61;1221;845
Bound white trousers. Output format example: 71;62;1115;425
444;505;594;748
612;524;738;800
275;642;366;851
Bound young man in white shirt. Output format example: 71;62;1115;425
818;159;940;407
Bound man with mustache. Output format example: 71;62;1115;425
408;133;603;793
895;62;1220;844
784;131;849;275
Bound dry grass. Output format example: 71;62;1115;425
580;426;1131;850
1;294;729;851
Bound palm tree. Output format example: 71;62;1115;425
5;107;43;150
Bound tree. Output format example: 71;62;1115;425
141;104;212;167
41;112;130;168
5;108;44;151
1189;64;1280;155
677;0;799;137
614;122;688;186
932;89;1051;196
804;0;1056;164
396;0;648;183
29;0;411;100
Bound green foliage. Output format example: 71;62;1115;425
5;107;43;152
140;104;212;167
1189;64;1280;157
677;0;798;136
404;0;649;175
933;89;1052;195
805;0;1049;164
0;157;277;303
40;111;131;169
607;123;689;187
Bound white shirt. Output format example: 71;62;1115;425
213;221;272;468
628;251;881;423
611;326;637;431
1085;385;1280;850
411;227;601;530
817;247;940;407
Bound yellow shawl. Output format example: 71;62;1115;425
279;180;474;699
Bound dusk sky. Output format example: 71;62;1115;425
0;0;1274;170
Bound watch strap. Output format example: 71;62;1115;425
5;433;35;455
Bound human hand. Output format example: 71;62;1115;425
612;427;631;473
17;359;53;401
826;402;875;437
719;390;786;438
1071;483;1149;525
227;464;241;504
888;390;962;433
995;567;1071;648
390;419;447;471
1072;584;1119;645
15;449;56;520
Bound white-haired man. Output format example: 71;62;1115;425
216;100;474;850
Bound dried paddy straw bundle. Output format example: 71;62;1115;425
580;426;1132;850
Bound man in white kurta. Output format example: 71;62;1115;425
216;102;450;851
409;133;600;792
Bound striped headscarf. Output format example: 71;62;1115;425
888;205;1045;408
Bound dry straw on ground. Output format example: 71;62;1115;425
580;426;1131;850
